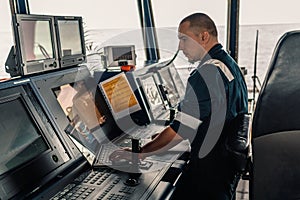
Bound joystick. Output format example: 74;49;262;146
124;138;141;186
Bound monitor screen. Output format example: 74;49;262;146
55;16;86;68
167;63;185;99
137;74;166;119
112;46;133;61
0;84;69;199
53;81;106;132
0;97;48;176
20;20;54;61
13;14;58;76
98;72;141;121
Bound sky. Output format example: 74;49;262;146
1;0;300;32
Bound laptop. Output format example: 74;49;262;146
65;119;157;171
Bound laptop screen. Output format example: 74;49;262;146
53;80;106;131
52;80;109;153
98;72;141;121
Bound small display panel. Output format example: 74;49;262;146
112;47;133;61
10;14;59;77
99;72;141;120
102;45;136;68
0;97;48;175
57;19;82;57
55;16;86;68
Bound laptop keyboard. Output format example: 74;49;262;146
95;143;120;166
91;124;165;167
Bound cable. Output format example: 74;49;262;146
160;49;179;68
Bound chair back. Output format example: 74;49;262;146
251;30;300;200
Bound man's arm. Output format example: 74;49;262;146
109;126;183;161
139;126;183;159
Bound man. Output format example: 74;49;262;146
110;13;248;199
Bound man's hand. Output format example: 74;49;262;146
109;147;132;162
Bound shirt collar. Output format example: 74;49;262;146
199;43;223;65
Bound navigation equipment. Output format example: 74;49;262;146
156;63;185;108
0;83;69;199
6;14;86;77
7;14;58;77
136;73;167;120
54;16;86;68
101;45;136;69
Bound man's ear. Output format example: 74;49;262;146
202;31;209;42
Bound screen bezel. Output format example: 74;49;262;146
0;82;69;199
13;14;59;76
54;16;86;68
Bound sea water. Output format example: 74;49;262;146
1;23;300;90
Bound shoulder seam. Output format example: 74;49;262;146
203;59;234;82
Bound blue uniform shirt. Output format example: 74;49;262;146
170;43;248;159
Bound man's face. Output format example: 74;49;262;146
178;21;205;63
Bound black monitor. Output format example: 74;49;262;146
136;73;168;120
54;16;86;68
8;14;59;77
0;82;69;199
98;72;151;132
135;60;185;109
